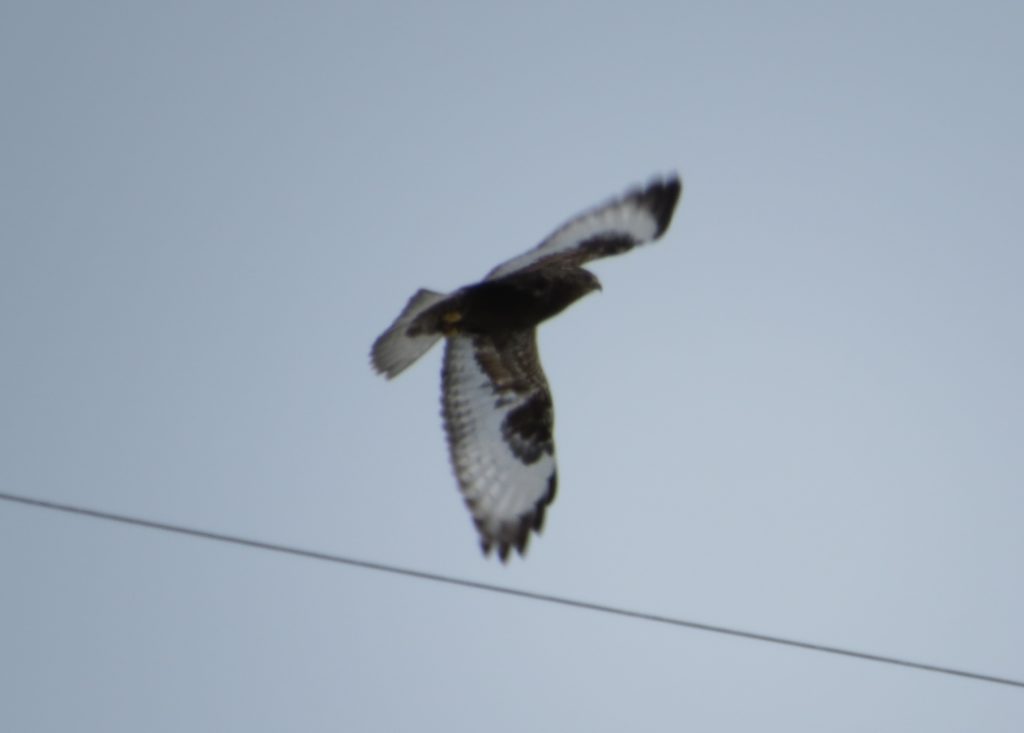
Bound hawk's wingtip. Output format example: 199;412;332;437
647;174;683;238
478;536;530;564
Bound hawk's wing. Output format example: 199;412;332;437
442;332;557;560
485;175;681;280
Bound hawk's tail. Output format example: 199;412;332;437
370;288;447;378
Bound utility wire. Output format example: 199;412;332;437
2;489;1022;690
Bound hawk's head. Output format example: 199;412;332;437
578;267;603;294
567;266;602;297
538;266;602;321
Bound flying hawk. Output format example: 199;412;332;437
371;175;682;560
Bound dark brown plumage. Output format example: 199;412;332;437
371;175;682;560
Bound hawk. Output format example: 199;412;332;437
371;175;682;560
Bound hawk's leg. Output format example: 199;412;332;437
442;309;463;336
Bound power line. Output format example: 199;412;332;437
2;489;1021;691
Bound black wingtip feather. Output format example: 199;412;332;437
475;470;557;563
643;175;682;238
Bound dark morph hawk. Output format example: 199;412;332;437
371;175;682;560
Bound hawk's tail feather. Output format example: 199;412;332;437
371;288;447;378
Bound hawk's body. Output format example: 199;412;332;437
411;267;601;338
371;175;682;560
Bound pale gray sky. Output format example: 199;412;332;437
2;2;1023;731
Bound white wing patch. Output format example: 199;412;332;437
485;175;681;280
441;334;557;560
